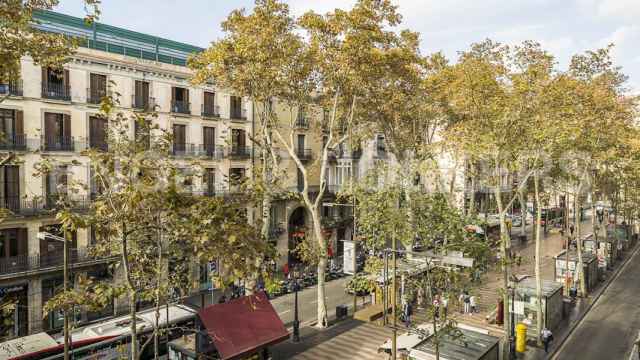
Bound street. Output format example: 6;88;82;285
554;245;640;360
271;276;355;328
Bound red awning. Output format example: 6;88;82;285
198;291;289;360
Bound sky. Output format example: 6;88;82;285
55;0;640;92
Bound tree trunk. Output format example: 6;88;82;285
310;206;328;327
121;227;138;360
494;172;511;359
518;190;526;238
574;193;586;296
533;172;543;345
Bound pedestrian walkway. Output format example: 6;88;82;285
271;318;391;360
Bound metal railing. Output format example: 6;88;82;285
227;146;251;158
0;246;109;277
0;196;90;217
230;108;247;120
87;87;108;104
296;148;313;161
0;134;27;151
171;100;191;114
202;103;220;118
42;135;75;151
42;83;71;101
201;145;223;159
0;80;23;96
295;116;309;129
132;95;155;111
89;139;108;151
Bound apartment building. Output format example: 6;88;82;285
0;10;254;339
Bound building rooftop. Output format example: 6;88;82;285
32;10;204;67
411;327;500;360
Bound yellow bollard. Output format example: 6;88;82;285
516;323;528;353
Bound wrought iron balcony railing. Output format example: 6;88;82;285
0;80;23;97
202;103;220;118
42;135;75;152
171;100;191;114
42;83;71;101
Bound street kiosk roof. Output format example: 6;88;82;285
198;291;289;360
409;327;500;360
515;277;563;297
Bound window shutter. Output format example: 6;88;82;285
42;67;48;88
6;166;19;199
171;87;176;104
15;110;23;135
63;69;70;88
44;113;56;138
63;114;71;139
185;89;189;104
17;228;27;255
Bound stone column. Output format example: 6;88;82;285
28;278;42;334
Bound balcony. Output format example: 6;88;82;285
42;83;71;101
171;100;191;115
201;145;223;159
268;224;285;240
202;103;220;118
230;108;247;121
0;195;90;217
0;80;23;97
294;116;309;129
132;95;155;111
89;139;108;152
0;134;27;151
296;148;313;161
87;88;108;104
227;146;251;159
42;135;75;152
0;246;113;279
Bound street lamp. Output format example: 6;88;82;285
507;284;516;360
37;231;70;360
291;266;301;343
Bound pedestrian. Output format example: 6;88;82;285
541;327;553;353
463;292;470;314
218;294;227;304
469;295;477;314
403;300;412;326
417;287;424;308
442;294;449;318
459;292;466;314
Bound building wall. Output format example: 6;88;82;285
0;46;254;338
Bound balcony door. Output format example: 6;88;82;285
42;67;69;100
203;91;216;116
171;87;189;113
173;124;186;154
203;126;216;157
0;109;24;149
205;168;215;196
89;116;108;151
0;228;27;262
134;80;150;109
0;166;20;212
230;96;242;118
231;128;245;153
44;112;71;150
89;73;107;103
45;166;67;207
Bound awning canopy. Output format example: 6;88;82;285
198;291;289;360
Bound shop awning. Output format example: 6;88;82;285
198;291;289;360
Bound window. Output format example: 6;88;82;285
230;96;244;119
0;228;27;259
229;168;245;190
134;119;151;149
171;87;190;114
376;135;386;153
0;165;20;211
203;126;216;157
203;91;218;117
0;109;24;150
89;116;108;151
204;168;215;196
297;168;304;191
43;112;72;151
88;73;107;104
133;80;150;110
172;124;186;155
231;129;246;155
45;165;68;207
41;67;70;101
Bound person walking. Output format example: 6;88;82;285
463;291;470;314
442;294;449;318
403;300;412;326
459;291;466;314
469;295;477;314
541;327;554;353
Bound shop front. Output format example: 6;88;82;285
554;250;598;296
0;283;28;340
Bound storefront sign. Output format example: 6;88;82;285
0;284;27;298
343;240;355;275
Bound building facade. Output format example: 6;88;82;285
0;10;254;338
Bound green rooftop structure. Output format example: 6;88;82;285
32;10;204;67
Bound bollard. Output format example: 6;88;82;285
516;323;528;353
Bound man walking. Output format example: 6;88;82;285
463;291;470;314
541;327;554;353
469;295;477;314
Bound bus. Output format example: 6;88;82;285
1;304;197;360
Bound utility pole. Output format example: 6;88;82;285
63;229;70;360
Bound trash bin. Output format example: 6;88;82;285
516;323;528;353
336;305;348;320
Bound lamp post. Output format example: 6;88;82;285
596;205;604;255
37;231;69;360
507;284;516;360
291;266;300;343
